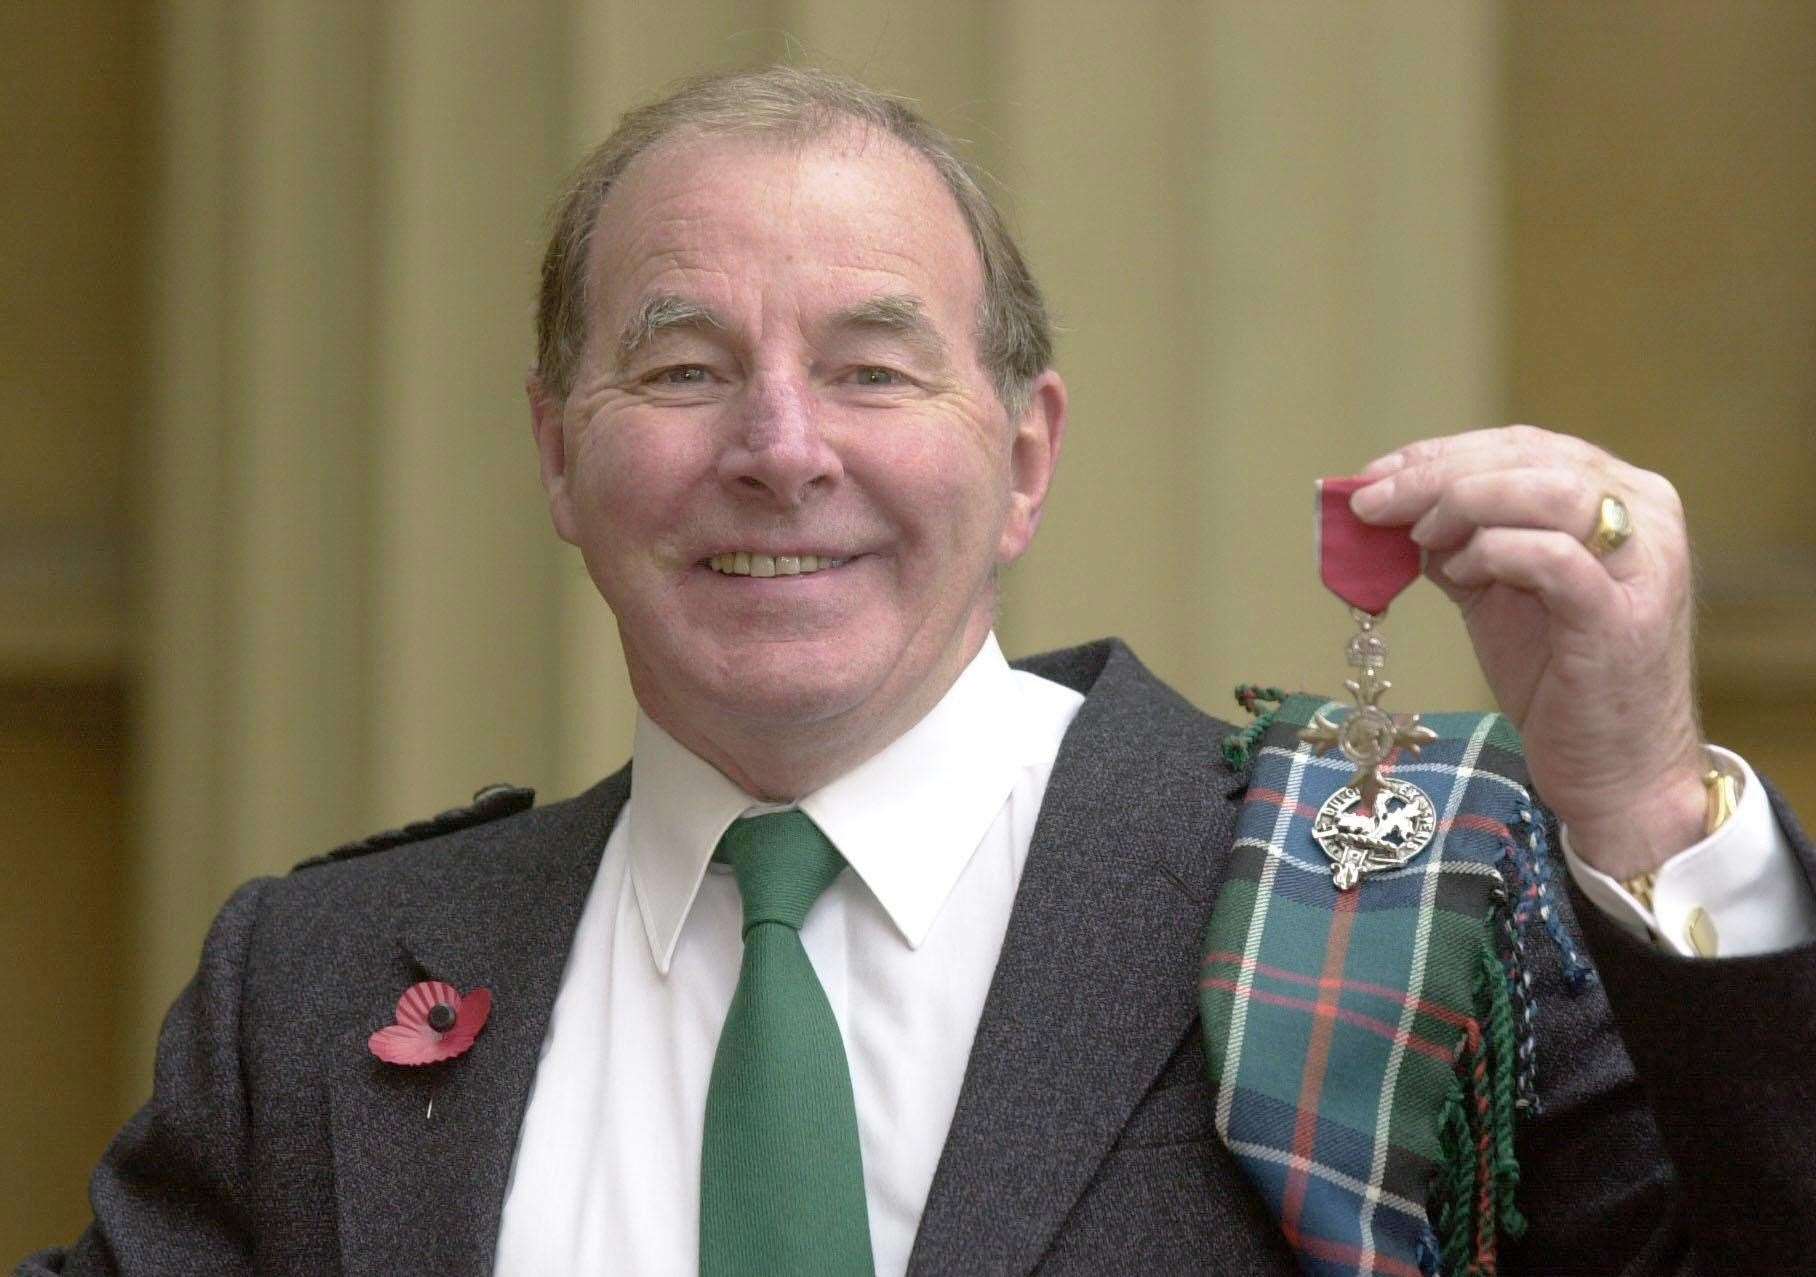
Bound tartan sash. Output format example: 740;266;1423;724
1201;692;1592;1277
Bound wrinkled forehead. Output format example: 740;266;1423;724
583;123;985;332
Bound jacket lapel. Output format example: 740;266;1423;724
909;642;1244;1275
327;768;629;1276
320;640;1244;1274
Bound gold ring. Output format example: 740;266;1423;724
1585;493;1634;557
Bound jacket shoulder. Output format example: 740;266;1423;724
1012;638;1240;739
290;782;535;872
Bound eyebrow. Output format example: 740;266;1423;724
826;294;951;366
615;294;726;367
613;291;953;371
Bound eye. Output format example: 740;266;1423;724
647;365;712;386
849;366;903;387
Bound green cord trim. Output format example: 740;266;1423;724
1435;942;1528;1275
1222;685;1289;770
1436;1080;1472;1274
1483;944;1527;1240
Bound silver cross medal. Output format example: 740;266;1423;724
1299;609;1439;890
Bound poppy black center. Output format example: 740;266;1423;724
427;1003;457;1032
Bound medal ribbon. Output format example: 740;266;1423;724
1316;477;1422;615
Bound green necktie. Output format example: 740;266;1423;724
699;810;876;1276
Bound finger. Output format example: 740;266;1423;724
1440;526;1618;624
1354;427;1617;527
1408;466;1604;552
1360;423;1603;482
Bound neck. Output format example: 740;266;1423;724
636;628;991;803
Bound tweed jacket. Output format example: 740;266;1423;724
22;640;1816;1275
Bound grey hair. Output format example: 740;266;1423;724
616;294;724;362
534;65;1053;417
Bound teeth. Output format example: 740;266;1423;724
707;553;849;577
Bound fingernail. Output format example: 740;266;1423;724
1361;452;1406;479
1350;481;1392;520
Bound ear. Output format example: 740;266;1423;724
527;373;579;545
997;369;1067;566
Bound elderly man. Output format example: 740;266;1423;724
24;67;1816;1277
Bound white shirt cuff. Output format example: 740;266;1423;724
1562;746;1816;958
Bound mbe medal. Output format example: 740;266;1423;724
1302;478;1439;891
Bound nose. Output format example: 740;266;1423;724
717;374;842;507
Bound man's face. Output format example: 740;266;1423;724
532;126;1063;771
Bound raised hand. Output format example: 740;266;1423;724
1350;425;1706;879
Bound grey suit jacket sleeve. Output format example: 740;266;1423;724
1492;782;1816;1276
1566;785;1816;1266
17;880;268;1277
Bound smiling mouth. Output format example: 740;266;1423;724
705;552;851;578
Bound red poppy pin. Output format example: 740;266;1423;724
368;980;492;1066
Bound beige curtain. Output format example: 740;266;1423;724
133;0;1508;1088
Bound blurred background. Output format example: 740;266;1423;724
3;0;1811;1254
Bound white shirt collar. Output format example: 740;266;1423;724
626;633;1027;973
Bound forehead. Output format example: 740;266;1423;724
585;124;985;333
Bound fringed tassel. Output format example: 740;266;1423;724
1509;805;1594;991
1433;942;1529;1276
1480;944;1526;1240
1468;1020;1497;1270
1435;1055;1475;1274
1492;883;1540;1116
1222;685;1287;770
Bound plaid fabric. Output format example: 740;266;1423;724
1201;694;1536;1277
